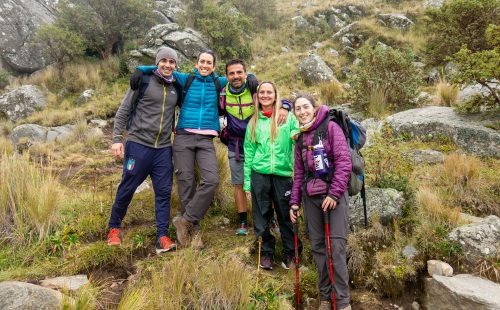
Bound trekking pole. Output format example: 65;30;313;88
293;210;301;309
257;235;262;272
323;210;337;310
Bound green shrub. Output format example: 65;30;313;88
425;0;499;64
187;1;253;60
0;70;11;89
348;44;423;113
230;0;279;29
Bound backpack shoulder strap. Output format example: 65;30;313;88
183;73;196;99
127;75;151;130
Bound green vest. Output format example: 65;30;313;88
224;86;254;120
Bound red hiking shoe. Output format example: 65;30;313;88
107;228;121;246
156;236;177;254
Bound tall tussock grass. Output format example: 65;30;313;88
435;78;458;106
120;249;252;309
0;153;61;244
319;80;345;106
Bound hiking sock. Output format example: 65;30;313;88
238;212;248;224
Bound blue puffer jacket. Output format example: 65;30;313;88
174;69;228;132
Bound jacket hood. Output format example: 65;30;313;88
303;105;329;132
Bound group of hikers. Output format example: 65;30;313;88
107;47;352;310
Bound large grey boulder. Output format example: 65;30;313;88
0;281;64;309
377;14;414;31
298;54;335;86
11;123;75;145
448;215;499;269
40;275;89;294
0;85;46;121
154;0;185;24
386;106;500;157
0;0;55;73
424;274;500;310
349;187;404;228
134;23;208;64
424;0;445;9
458;82;499;105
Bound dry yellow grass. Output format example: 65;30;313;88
416;186;460;228
435;79;459;106
319;79;345;105
368;86;389;118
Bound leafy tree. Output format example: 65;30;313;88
56;0;155;59
348;44;423;112
188;1;253;60
425;0;499;64
451;25;500;109
34;24;84;77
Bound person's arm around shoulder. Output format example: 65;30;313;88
289;114;300;142
112;88;135;159
277;99;292;126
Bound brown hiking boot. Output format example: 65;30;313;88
192;229;204;250
173;216;193;247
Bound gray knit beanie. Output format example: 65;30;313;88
156;47;178;65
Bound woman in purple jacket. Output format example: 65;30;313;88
289;94;352;310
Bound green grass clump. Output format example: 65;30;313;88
67;241;132;274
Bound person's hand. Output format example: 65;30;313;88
245;191;252;201
321;196;337;212
290;205;300;223
277;107;289;125
291;133;300;141
111;143;124;159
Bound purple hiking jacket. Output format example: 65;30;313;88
290;105;352;206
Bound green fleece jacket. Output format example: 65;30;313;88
243;112;299;191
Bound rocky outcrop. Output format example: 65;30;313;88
332;22;360;40
424;274;500;309
0;0;55;73
326;5;363;30
349;187;404;228
11;123;74;145
458;82;499;104
75;89;94;106
448;215;499;269
130;23;208;66
40;275;89;294
297;54;335;86
386;106;500;157
154;0;185;24
291;16;309;30
0;85;47;121
0;281;64;309
377;14;414;31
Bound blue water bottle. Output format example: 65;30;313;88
312;140;329;177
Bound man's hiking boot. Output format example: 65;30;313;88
107;228;121;246
156;236;176;254
173;216;193;247
318;300;331;310
235;222;249;236
259;255;273;270
192;230;204;250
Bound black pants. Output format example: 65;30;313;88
250;170;302;259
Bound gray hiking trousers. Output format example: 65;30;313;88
173;133;219;226
303;191;350;308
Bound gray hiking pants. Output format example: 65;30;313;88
303;191;350;308
173;133;219;226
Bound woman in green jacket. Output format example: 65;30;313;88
244;81;302;270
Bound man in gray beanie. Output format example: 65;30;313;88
107;47;182;254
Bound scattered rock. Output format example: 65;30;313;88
327;14;346;30
444;62;459;79
46;125;74;143
427;260;453;277
298;54;335;86
40;275;89;294
222;217;230;225
328;48;340;57
427;67;440;85
291;15;309;29
424;0;445;9
349;187;404;229
0;0;55;73
311;42;322;49
0;281;65;310
76;89;94;106
0;85;47;121
448;215;500;269
281;47;291;53
135;180;151;194
424;274;500;309
411;301;420;310
458;82;499;104
10;124;47;146
416;91;434;104
402;245;418;259
89;119;108;129
360;118;383;148
377;14;414;31
154;0;185;24
404;149;444;165
332;22;360;40
386;106;500;157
